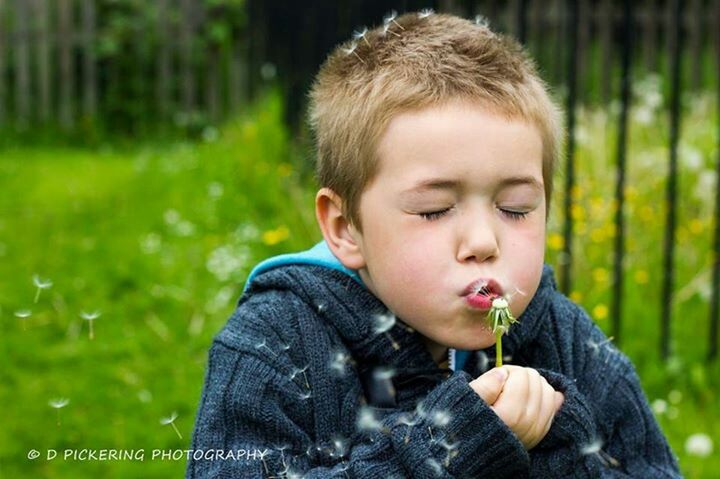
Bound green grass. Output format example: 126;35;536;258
0;84;717;477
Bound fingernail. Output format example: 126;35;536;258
492;367;508;382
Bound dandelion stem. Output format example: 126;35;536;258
170;422;183;439
34;288;41;303
56;409;61;426
496;330;503;367
89;320;94;340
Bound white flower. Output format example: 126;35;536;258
685;433;713;458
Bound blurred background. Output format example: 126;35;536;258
0;0;718;477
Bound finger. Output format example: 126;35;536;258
469;367;509;405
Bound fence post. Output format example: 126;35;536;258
709;0;720;362
58;0;74;129
661;0;683;361
180;0;196;114
14;0;30;127
34;0;51;123
81;0;96;121
0;0;4;126
560;0;578;295
612;0;633;346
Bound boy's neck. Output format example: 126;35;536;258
421;336;449;368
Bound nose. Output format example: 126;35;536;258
456;209;499;264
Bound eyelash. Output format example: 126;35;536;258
418;207;529;221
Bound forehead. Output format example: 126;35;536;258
374;100;544;185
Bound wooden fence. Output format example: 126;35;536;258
0;0;718;131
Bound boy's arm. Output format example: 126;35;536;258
187;340;531;478
527;302;682;478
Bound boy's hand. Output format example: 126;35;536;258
469;366;564;450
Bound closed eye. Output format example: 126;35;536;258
500;209;529;220
418;208;451;221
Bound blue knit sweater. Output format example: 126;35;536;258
187;241;681;478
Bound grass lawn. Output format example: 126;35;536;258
0;85;717;477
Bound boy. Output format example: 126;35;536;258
187;11;681;478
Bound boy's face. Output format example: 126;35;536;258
347;100;547;361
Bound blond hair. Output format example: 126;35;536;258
307;11;564;232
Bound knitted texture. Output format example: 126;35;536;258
186;264;681;478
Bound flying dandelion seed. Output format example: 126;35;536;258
33;275;53;303
425;457;444;476
418;8;434;19
352;27;371;47
431;410;452;428
397;414;419;444
255;339;277;356
330;351;352;376
373;312;400;350
383;10;405;30
685;433;713;457
49;398;69;426
474;15;490;27
437;438;459;467
356;406;384;433
342;41;366;65
14;309;31;330
160;412;183;439
80;310;101;340
290;366;310;389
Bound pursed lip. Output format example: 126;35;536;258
461;278;504;298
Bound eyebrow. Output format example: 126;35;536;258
400;175;544;196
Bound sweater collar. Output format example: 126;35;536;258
243;241;558;373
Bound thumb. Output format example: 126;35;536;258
469;367;508;405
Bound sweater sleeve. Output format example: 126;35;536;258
527;303;682;478
186;340;531;478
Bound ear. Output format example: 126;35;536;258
315;187;366;270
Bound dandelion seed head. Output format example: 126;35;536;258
685;433;713;457
14;309;32;318
160;412;178;425
80;310;101;321
418;8;434;19
49;398;69;409
491;297;508;309
580;438;603;455
373;312;396;334
33;275;53;289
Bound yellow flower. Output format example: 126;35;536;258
639;206;655;222
547;233;564;251
689;219;704;235
634;270;649;285
277;163;293;177
570;291;583;303
592;267;609;283
590;228;605;243
593;304;609;320
242;121;258;141
571;204;586;221
262;226;290;246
